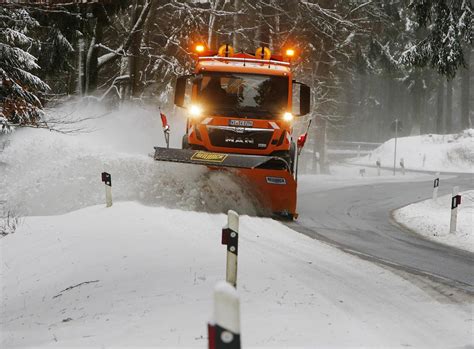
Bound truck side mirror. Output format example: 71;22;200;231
174;76;187;107
299;84;310;116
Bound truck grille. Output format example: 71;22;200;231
207;126;274;150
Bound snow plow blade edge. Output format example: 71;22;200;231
154;147;289;170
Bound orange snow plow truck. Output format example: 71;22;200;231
154;44;310;219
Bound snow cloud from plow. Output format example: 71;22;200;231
0;102;260;217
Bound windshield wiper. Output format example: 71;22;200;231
209;106;244;116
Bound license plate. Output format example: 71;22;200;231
229;120;253;127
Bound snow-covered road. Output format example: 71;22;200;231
292;173;474;293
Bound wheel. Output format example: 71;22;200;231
288;141;297;174
279;142;297;173
182;134;190;149
271;143;296;173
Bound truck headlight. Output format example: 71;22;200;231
189;105;203;118
283;112;293;121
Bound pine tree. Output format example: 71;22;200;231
0;7;49;130
403;0;473;79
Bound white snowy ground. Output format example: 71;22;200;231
394;190;474;253
351;129;474;173
1;102;473;347
2;203;473;348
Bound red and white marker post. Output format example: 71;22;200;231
101;172;112;207
160;111;170;149
208;281;241;349
221;210;239;287
449;186;462;234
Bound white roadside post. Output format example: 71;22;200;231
101;172;112;207
449;186;462;234
376;159;381;176
400;158;405;175
432;172;440;201
221;210;239;287
208;281;241;349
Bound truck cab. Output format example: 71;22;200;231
174;45;310;171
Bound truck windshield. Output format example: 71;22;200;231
196;73;289;118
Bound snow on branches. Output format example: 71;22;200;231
0;7;49;126
404;0;473;79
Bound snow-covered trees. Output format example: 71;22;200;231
399;0;473;133
339;0;473;138
1;1;471;139
0;7;49;129
404;0;472;79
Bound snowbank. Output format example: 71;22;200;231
352;129;474;173
394;190;474;253
1;202;472;347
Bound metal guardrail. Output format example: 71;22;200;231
326;140;382;161
327;141;382;150
328;141;383;146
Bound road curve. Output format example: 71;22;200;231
287;174;474;293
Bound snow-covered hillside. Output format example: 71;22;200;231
352;130;474;173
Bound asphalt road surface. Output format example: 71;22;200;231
287;173;474;293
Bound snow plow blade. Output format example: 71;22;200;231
153;147;297;219
154;147;289;170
